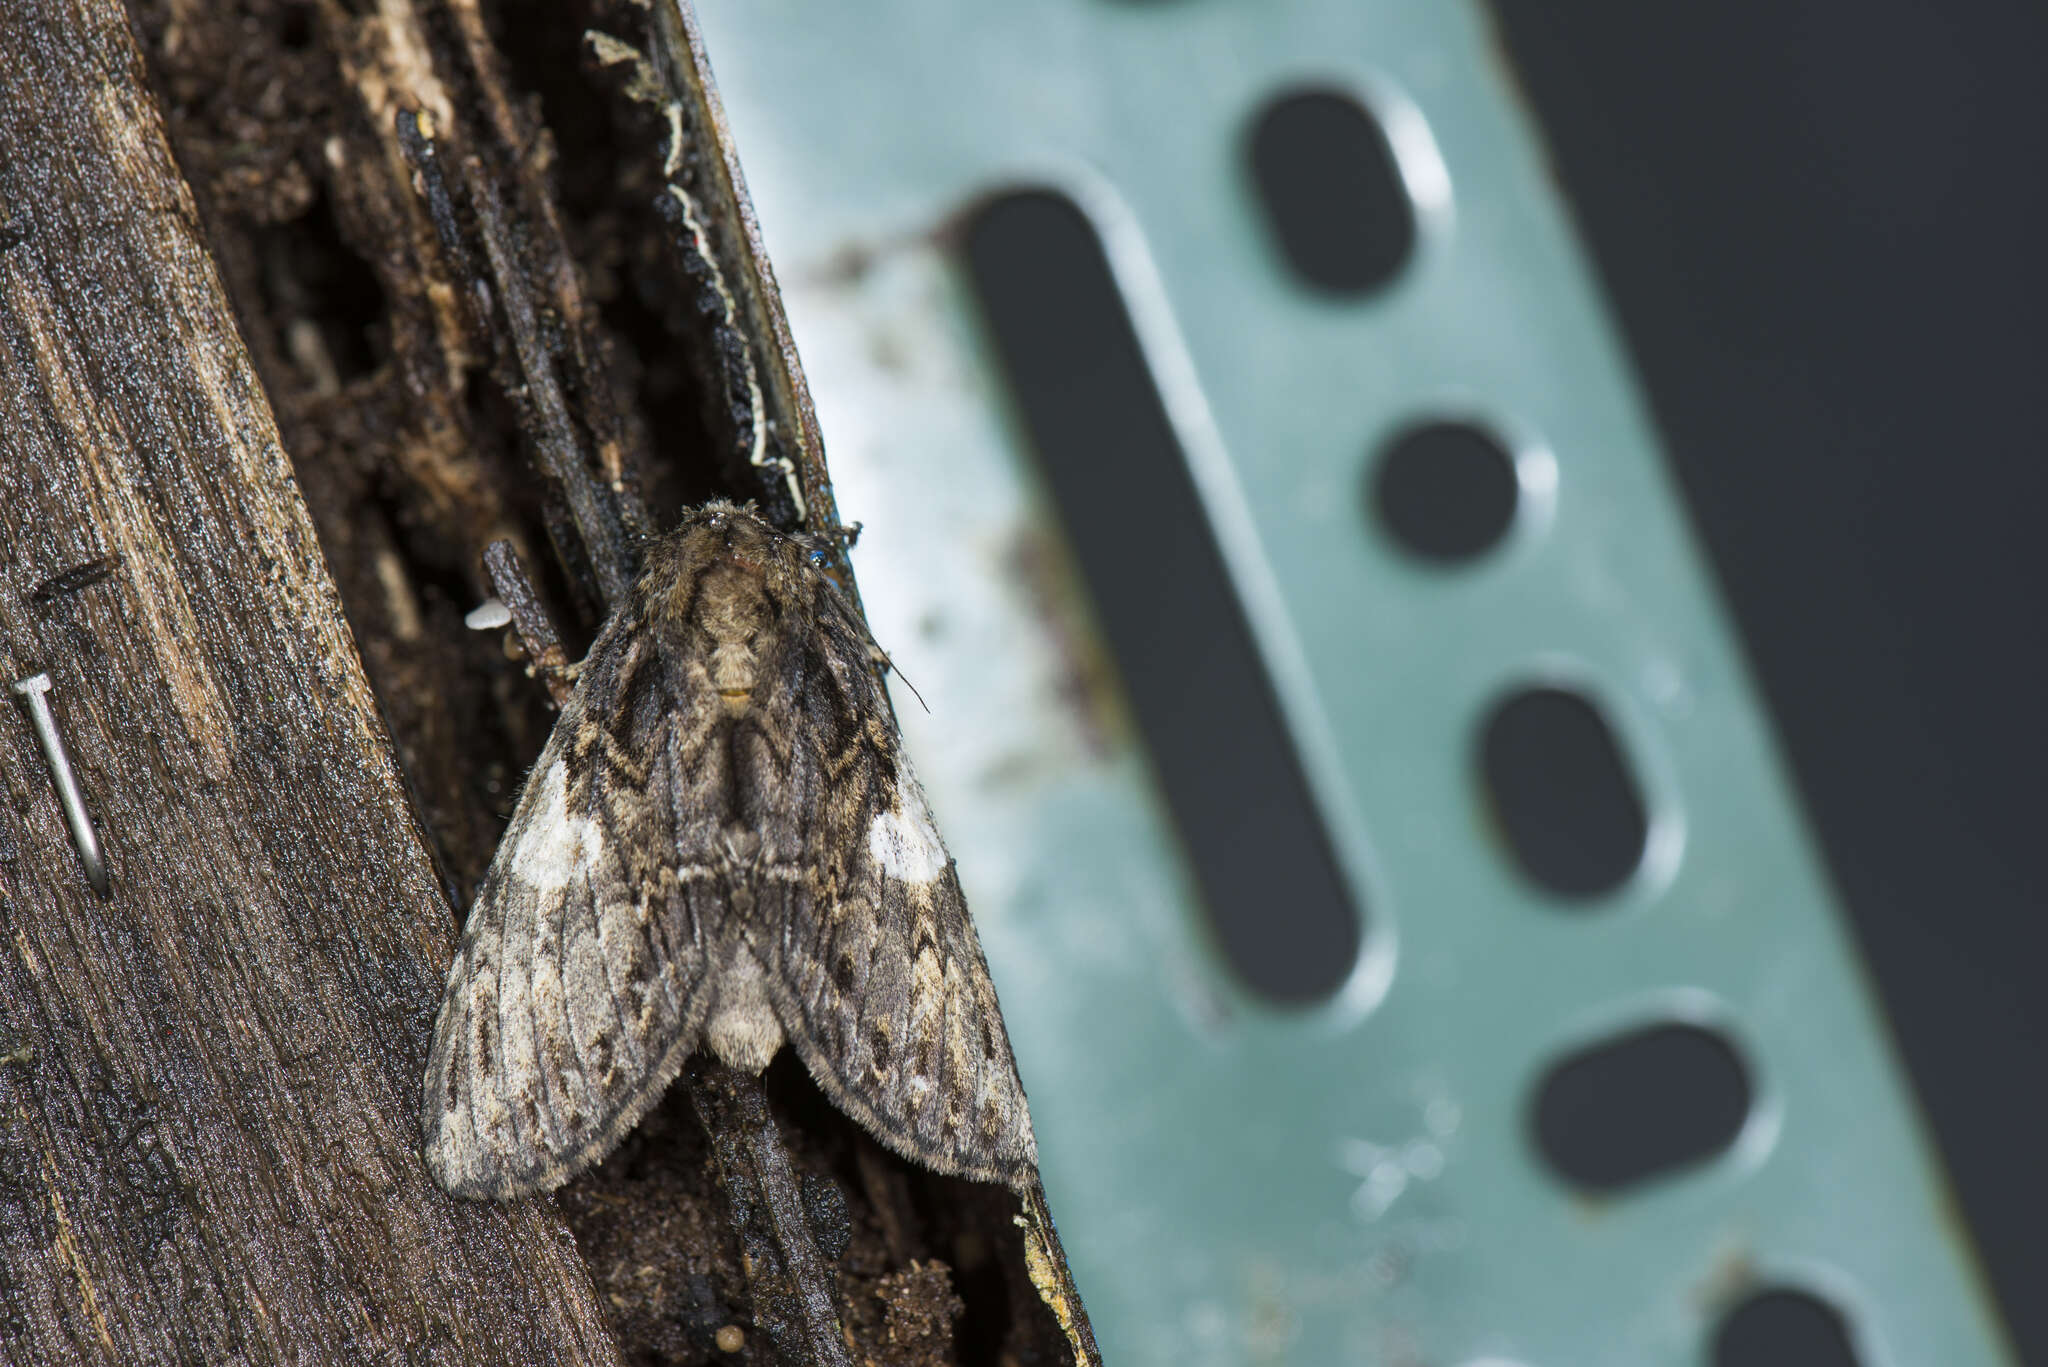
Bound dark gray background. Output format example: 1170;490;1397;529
1489;2;2048;1358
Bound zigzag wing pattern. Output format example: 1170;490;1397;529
423;613;725;1199
422;502;1040;1198
745;581;1039;1188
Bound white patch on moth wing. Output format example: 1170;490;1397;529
865;778;949;886
509;761;605;897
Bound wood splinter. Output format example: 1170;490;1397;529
481;540;575;707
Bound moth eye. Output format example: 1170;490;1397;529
808;549;830;569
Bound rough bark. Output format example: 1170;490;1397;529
0;0;620;1361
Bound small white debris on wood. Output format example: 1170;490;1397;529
465;598;512;631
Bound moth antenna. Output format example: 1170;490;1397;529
869;642;929;713
896;669;930;715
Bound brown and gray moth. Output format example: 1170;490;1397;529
422;501;1038;1199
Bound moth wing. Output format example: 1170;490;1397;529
749;598;1039;1189
423;624;722;1198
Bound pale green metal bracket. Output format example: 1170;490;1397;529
691;2;2014;1364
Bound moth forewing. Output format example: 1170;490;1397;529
423;501;1038;1198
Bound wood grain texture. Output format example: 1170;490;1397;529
0;0;621;1360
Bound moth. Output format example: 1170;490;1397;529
423;501;1038;1198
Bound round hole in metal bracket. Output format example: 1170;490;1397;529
1531;1021;1753;1193
1479;685;1651;901
1373;420;1520;563
1713;1287;1864;1367
1247;87;1417;296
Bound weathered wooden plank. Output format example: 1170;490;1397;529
0;1;621;1360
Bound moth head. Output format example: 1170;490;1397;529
639;501;822;632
